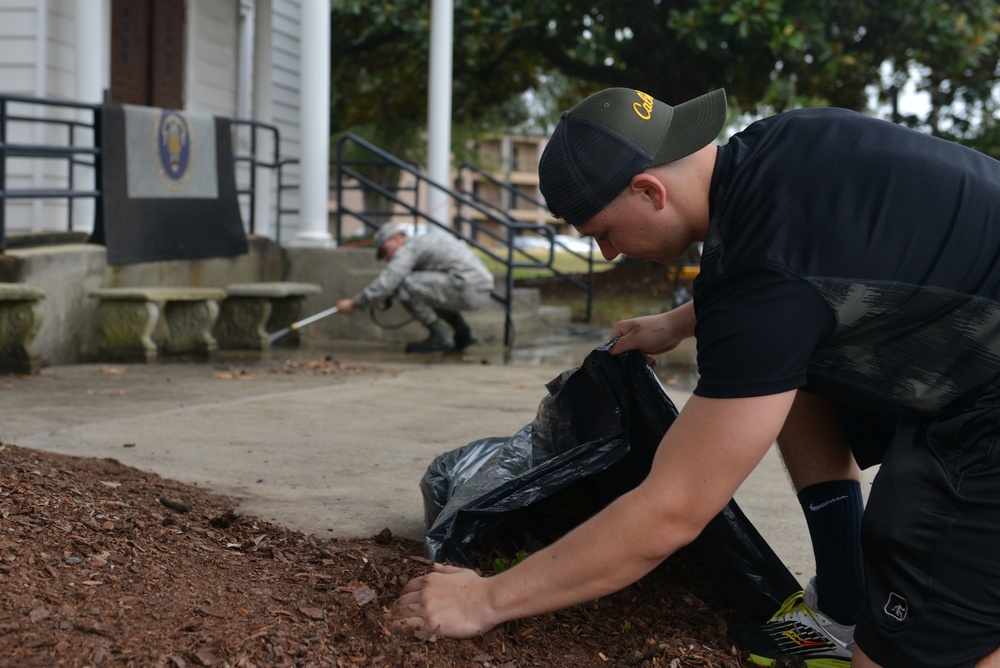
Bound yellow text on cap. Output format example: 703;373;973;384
633;91;654;120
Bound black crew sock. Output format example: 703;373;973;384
797;479;865;625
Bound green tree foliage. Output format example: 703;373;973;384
330;0;545;136
330;1;1000;157
503;0;999;147
329;0;556;217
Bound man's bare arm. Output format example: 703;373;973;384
394;390;796;637
609;300;696;364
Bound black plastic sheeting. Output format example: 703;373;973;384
420;342;801;622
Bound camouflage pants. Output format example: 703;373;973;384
396;271;492;326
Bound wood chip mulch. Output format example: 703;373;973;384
1;441;758;667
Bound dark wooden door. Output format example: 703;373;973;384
110;0;185;109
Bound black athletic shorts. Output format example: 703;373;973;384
838;402;1000;666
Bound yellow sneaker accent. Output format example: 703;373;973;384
744;589;854;667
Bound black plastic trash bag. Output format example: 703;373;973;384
420;342;800;622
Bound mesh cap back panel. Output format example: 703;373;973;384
540;116;651;226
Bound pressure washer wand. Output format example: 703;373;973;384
267;306;339;344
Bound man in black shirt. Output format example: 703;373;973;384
394;87;1000;668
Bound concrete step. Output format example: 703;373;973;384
285;247;587;349
506;286;542;311
296;285;576;349
464;302;575;347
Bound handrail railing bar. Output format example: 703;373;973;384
274;157;299;244
230;118;294;236
1;190;101;198
334;132;598;345
232;155;292;170
458;162;548;209
5;114;96;131
1;95;101;235
1;145;100;157
2;96;298;250
0;93;101;110
343;142;544;244
66;117;79;231
248;121;258;232
340;178;553;273
341;162;536;244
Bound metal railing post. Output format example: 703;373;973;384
1;98;7;252
92;106;103;240
247;122;257;234
0;94;103;249
332;132;598;346
231;118;298;243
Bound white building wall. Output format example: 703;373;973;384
1;1;41;235
1;0;305;242
186;0;240;117
1;0;91;235
268;0;302;241
45;1;76;98
39;0;80;229
0;1;40;95
184;0;303;242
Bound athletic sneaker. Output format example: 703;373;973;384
744;579;855;667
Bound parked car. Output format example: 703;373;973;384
511;235;554;251
553;235;597;255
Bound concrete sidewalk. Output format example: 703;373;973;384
0;338;865;588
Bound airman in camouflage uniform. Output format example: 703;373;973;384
336;224;494;353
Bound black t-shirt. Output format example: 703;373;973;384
695;108;1000;416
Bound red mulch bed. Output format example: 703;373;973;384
0;441;763;667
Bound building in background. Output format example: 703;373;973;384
455;133;584;248
0;0;335;247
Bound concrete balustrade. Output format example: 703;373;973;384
89;287;227;362
214;281;322;350
0;282;46;374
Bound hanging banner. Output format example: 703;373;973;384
93;104;248;265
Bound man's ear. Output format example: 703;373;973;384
629;173;667;210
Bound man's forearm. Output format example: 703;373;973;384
668;298;697;339
481;484;701;628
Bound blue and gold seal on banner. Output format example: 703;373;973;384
155;109;194;193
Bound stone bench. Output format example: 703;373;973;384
214;282;322;350
89;287;227;362
0;282;46;374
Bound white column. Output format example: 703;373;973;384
74;0;105;233
32;0;49;230
252;0;274;239
76;0;105;103
426;0;453;227
237;0;255;119
290;0;333;247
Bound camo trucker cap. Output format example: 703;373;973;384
374;223;407;259
538;87;727;226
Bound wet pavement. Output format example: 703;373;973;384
0;333;865;587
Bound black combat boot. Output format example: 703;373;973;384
404;320;453;353
436;309;478;350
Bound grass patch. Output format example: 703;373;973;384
476;248;673;324
474;248;618;281
543;294;669;325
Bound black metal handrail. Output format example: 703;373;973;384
457;161;547;217
333;132;596;347
456;162;596;321
274;158;300;245
230;118;299;243
0;94;102;251
0;94;297;252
